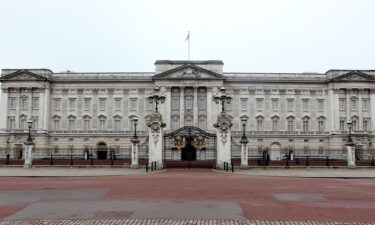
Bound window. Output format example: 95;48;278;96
130;98;138;110
226;101;232;111
185;97;193;110
350;99;357;110
172;97;179;110
303;120;309;132
257;146;263;155
32;117;38;130
99;98;106;111
114;98;122;110
362;99;368;111
240;98;248;110
83;117;91;131
272;120;278;131
352;119;357;131
272;99;278;110
9;98;16;109
256;99;264;110
304;146;309;155
317;100;324;112
198;98;206;109
32;98;39;109
340;119;345;131
68;117;76;131
84;98;91;111
302;99;309;112
145;98;153;110
114;117;122;131
99;117;106;131
54;99;61;111
287;99;294;111
363;119;369;132
318;121;324;132
69;98;76;111
21;98;28;109
171;116;180;130
53;119;60;131
8;117;15;129
199;116;207;129
319;147;324;155
256;119;263;131
339;99;345;110
20;116;27;129
287;119;294;132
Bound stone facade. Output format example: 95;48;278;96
0;60;374;161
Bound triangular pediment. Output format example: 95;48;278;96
152;64;225;80
330;71;375;82
0;70;51;82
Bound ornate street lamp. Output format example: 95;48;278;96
346;120;354;146
240;116;248;145
25;118;33;145
130;116;140;168
148;87;165;112
132;116;139;139
214;87;232;113
240;115;249;169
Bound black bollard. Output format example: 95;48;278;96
146;163;149;172
110;155;114;167
90;154;93;166
50;153;54;166
326;156;329;167
5;154;10;165
286;158;289;167
231;161;234;173
371;155;374;167
306;156;309;167
70;153;73;166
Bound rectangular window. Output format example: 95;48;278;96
69;98;76;111
8;117;16;129
199;117;207;129
53;119;60;131
256;99;264;110
21;98;28;109
304;146;309;155
54;99;61;111
302;99;309;112
317;100;324;112
340;120;345;131
272;120;278;131
171;117;180;130
351;99;357;110
32;117;38;130
84;98;91;111
319;147;324;155
172;97;179;110
339;99;346;110
68;119;75;131
256;120;263;131
20;117;27;129
185;97;193;110
363;120;368;132
145;99;153;110
352;120;357;131
287;99;294;111
318;121;324;132
83;119;91;131
198;98;206;110
272;99;278;110
99;98;106;111
303;121;309;132
32;98;39;109
99;119;106;131
288;120;294;132
362;99;368;111
240;98;248;110
114;98;122;110
9;98;17;109
130;98;138;110
114;119;122;131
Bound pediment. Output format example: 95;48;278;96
0;70;51;82
330;71;375;82
152;64;225;80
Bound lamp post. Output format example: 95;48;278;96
346;120;356;168
214;87;232;113
24;118;33;168
131;116;140;168
240;116;249;169
148;87;165;112
6;139;10;165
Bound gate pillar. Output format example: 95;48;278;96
145;112;166;170
214;113;233;170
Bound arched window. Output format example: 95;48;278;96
255;115;264;131
351;116;358;131
317;116;326;133
302;116;310;132
271;116;279;132
286;116;295;132
52;115;61;131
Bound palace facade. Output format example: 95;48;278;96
0;60;374;161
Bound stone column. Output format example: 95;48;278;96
370;89;375;132
193;87;198;127
43;87;50;131
165;87;171;130
146;112;165;170
240;142;249;169
0;88;9;130
179;87;184;126
130;138;140;168
206;88;213;130
214;113;233;169
346;145;356;168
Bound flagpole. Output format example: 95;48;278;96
188;31;190;60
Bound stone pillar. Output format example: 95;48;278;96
206;88;213;130
165;87;171;130
346;145;356;168
370;89;375;132
0;88;9;130
146;112;165;170
24;144;33;168
240;143;249;169
179;87;184;126
214;113;233;169
130;138;140;168
193;87;198;127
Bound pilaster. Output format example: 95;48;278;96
0;88;9;130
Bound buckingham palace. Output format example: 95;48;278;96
0;60;374;166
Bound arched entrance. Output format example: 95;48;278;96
181;135;197;161
97;142;108;160
269;144;281;160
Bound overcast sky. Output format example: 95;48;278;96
0;0;374;73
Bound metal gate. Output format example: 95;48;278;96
163;126;216;168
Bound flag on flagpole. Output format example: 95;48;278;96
186;31;190;41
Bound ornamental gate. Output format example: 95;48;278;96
163;126;216;168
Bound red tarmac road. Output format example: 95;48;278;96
0;169;374;223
